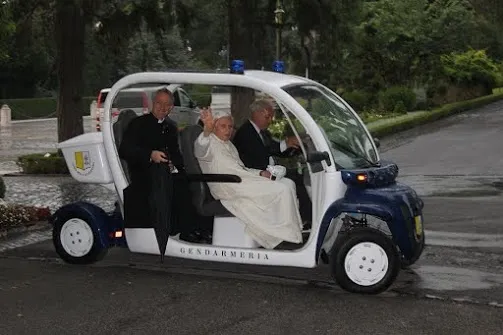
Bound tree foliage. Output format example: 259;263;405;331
441;49;499;87
0;1;16;62
1;0;503;135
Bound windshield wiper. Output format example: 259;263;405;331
330;140;380;168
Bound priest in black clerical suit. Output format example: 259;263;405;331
232;99;313;224
119;87;211;244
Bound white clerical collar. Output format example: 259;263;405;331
158;118;165;123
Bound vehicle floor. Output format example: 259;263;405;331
174;230;311;250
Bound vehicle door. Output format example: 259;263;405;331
275;102;328;226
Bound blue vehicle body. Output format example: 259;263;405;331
316;161;425;265
49;201;127;248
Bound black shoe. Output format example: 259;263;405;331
274;241;303;250
179;231;203;243
195;230;212;244
180;230;212;244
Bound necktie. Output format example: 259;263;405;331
260;130;271;147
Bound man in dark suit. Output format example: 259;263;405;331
119;87;211;243
232;99;312;225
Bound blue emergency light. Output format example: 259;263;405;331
230;60;245;74
272;60;285;73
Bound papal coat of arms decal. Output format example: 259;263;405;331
73;151;94;175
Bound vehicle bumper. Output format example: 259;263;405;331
343;182;425;262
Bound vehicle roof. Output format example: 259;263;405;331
103;70;310;91
243;70;310;88
100;84;181;93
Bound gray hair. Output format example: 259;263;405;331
154;87;174;104
249;99;273;114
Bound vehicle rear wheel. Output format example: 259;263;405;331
330;229;400;294
53;215;108;265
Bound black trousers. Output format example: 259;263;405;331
170;176;213;236
285;168;312;222
123;176;212;236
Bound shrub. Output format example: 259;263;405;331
495;62;503;88
268;117;305;139
0;203;52;230
378;86;416;112
17;152;69;174
393;101;407;114
0;176;5;198
440;49;499;90
341;90;375;112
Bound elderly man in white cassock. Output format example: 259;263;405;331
194;107;303;249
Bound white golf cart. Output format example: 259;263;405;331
52;64;425;294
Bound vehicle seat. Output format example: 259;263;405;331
180;124;232;217
113;109;138;183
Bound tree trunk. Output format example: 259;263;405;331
228;0;259;128
55;0;85;142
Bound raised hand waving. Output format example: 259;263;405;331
200;107;214;135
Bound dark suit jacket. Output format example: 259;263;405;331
232;120;282;170
118;113;187;231
119;113;185;189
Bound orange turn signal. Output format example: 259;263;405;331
357;174;367;182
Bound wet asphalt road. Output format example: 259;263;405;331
1;102;503;333
0;257;502;335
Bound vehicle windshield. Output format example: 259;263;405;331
282;83;379;169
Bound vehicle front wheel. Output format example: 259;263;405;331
330;229;400;294
53;214;108;265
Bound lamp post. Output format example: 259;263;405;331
274;0;285;61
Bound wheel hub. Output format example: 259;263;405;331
344;242;389;286
60;218;94;257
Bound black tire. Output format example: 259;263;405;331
52;212;108;265
330;229;400;294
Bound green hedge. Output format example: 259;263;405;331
368;91;503;138
378;86;417;112
0;96;95;120
17;152;69;174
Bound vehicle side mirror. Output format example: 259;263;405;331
374;137;380;149
190;100;197;108
306;151;331;166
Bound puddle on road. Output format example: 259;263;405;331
430;189;501;197
397;175;503;197
425;230;503;248
403;265;503;291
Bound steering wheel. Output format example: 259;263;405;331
282;146;302;157
281;132;311;158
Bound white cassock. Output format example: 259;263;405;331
194;132;303;249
